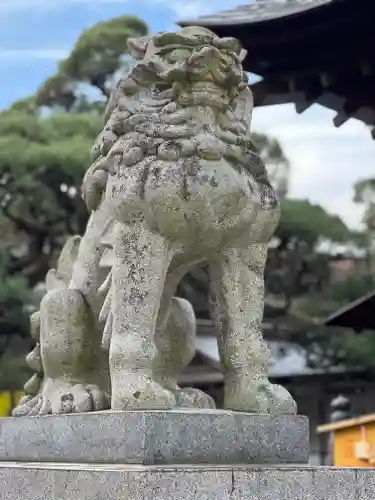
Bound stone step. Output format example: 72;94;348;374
0;410;308;465
0;462;374;499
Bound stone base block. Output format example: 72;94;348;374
0;409;308;465
0;463;374;500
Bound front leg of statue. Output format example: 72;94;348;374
109;221;176;410
209;243;296;414
12;311;44;416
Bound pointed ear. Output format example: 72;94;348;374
57;235;81;284
128;36;149;59
238;49;247;63
45;269;66;291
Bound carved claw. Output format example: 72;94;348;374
30;379;110;415
111;375;176;411
12;395;40;417
174;388;216;409
224;381;297;415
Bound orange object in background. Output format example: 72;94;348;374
0;391;24;417
317;414;375;467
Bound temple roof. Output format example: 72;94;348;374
179;0;375;137
179;0;332;27
324;291;375;332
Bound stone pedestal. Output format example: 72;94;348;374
0;463;374;499
1;410;374;499
0;410;308;465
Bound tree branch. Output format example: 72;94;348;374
1;200;44;235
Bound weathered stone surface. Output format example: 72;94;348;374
0;463;374;500
0;410;308;465
14;26;297;418
81;26;296;414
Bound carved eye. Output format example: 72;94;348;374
219;59;230;71
167;49;191;63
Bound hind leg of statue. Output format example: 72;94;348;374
12;309;44;416
32;287;110;415
11;373;43;417
209;243;296;414
153;266;215;409
109;221;176;410
12;341;43;416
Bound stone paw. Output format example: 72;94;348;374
111;375;176;410
224;381;297;414
269;384;297;414
28;379;110;415
175;387;216;409
12;395;40;417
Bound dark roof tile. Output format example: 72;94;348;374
179;0;333;27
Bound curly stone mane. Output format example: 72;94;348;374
82;26;270;212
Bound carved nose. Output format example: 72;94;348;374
188;46;219;65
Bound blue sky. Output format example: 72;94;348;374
0;0;374;231
0;1;175;109
0;0;252;109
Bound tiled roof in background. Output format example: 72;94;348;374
179;0;333;27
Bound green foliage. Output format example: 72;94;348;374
0;14;149;388
0;113;101;381
0;276;31;338
0;109;102;294
265;198;356;316
253;132;290;199
0;336;32;391
35;73;76;111
61;15;148;94
290;274;375;370
336;329;375;368
278;199;353;246
36;15;148;110
0;110;102;361
353;177;375;233
296;275;375;319
0;254;32;361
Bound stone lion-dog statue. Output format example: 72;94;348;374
83;26;296;414
14;26;296;416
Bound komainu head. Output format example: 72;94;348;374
126;26;247;98
83;27;260;212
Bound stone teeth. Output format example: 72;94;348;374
102;311;113;350
99;287;112;324
98;270;112;296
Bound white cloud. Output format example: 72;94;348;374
252;103;374;229
155;0;207;19
0;49;68;61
